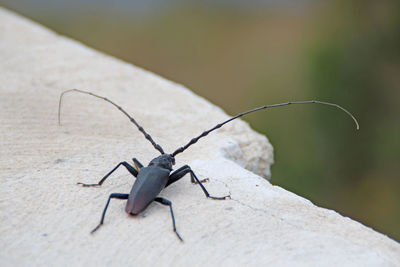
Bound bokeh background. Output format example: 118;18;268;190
2;0;399;241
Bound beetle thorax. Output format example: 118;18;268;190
148;154;175;170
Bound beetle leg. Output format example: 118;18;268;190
166;165;230;200
154;197;183;242
78;161;139;187
168;165;208;185
132;158;143;171
91;193;129;234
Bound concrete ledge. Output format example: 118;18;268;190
1;8;399;266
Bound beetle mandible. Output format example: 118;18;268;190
58;89;359;241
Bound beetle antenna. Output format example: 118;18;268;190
58;89;165;154
172;100;359;157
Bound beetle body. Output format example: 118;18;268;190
126;155;174;214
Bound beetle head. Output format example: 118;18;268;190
148;154;175;170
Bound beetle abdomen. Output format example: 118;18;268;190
125;166;170;214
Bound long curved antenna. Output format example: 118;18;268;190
172;100;359;157
58;89;165;154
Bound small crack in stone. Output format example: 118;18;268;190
228;197;305;231
211;178;232;198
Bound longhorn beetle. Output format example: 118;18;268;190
58;89;359;241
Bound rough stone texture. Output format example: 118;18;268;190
0;8;399;266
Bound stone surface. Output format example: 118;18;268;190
0;7;399;266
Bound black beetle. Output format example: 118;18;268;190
59;89;359;241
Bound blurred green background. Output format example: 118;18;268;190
2;0;399;241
